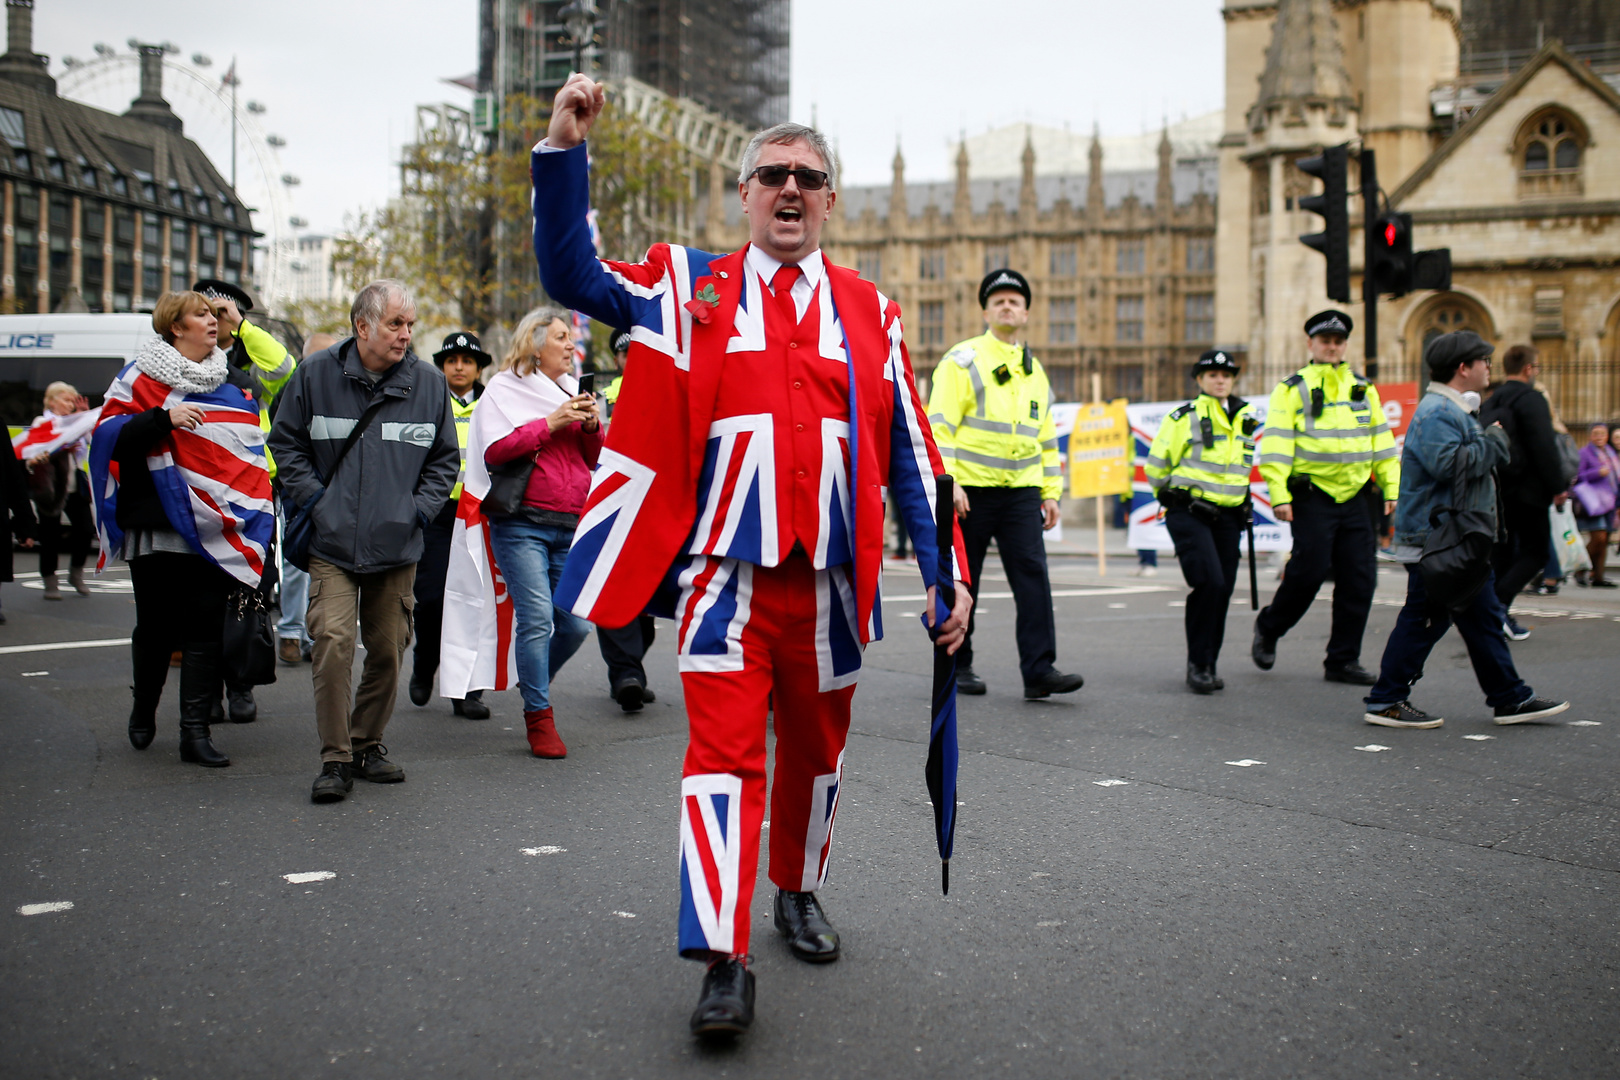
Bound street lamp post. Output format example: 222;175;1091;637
559;0;596;76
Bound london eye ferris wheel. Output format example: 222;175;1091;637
55;43;303;305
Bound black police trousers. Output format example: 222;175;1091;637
1256;482;1377;668
1164;504;1246;667
957;486;1056;683
598;614;656;691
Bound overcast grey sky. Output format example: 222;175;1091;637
35;0;1226;236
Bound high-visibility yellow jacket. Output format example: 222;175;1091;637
228;318;296;479
1258;361;1400;506
927;331;1061;501
1145;394;1259;508
449;389;480;503
604;374;624;418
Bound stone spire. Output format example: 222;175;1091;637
1155;124;1174;218
954;135;971;221
889;142;907;224
0;0;54;95
1248;0;1355;131
1019;126;1038;221
1086;124;1105;222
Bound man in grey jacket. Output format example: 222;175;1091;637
1362;331;1568;730
268;280;460;803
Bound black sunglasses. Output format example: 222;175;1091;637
746;165;829;191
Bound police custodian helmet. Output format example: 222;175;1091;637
1191;349;1241;377
978;268;1032;308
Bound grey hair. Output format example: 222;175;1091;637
738;123;839;191
350;279;416;334
503;305;573;377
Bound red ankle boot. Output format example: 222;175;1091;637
524;707;567;758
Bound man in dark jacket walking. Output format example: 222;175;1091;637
268;280;461;804
1480;345;1567;637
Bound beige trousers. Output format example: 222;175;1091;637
307;557;416;763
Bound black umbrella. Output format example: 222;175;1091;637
925;474;961;895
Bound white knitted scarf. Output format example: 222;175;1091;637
134;337;229;396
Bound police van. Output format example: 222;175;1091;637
0;312;156;426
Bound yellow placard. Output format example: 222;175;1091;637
1068;398;1133;498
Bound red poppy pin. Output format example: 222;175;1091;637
684;281;721;324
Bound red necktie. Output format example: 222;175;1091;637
771;263;801;325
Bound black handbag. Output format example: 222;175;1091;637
1418;506;1495;615
282;398;386;572
223;558;279;688
482;453;538;517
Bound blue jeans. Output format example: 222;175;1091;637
1366;565;1532;710
277;560;312;646
487;517;590;712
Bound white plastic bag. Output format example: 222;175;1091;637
1552;499;1592;576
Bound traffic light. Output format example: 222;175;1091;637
1369;211;1412;296
1412;248;1452;292
1297;144;1351;303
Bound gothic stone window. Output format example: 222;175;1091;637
1184;293;1214;342
984;244;1010;274
856;249;881;282
918;246;945;281
1116;240;1145;275
917;300;945;350
1517;108;1585;199
1185;237;1213;273
1050;243;1076;279
1049;297;1077;344
1116;295;1144;342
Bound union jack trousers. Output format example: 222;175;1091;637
677;550;857;959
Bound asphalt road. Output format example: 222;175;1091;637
2;556;1618;1079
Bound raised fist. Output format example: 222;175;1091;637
547;74;607;150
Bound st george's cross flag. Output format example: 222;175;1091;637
11;407;100;463
438;367;580;699
88;363;274;587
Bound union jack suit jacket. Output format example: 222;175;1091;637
536;143;966;639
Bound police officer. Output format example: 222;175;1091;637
1252;310;1399;683
1146;350;1258;693
928;269;1083;698
408;332;491;719
194;279;297;725
596;327;659;710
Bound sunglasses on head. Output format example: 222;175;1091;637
747;165;829;191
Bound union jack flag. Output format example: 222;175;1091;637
88;363;273;587
10;408;99;463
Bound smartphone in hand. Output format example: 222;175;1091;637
578;372;597;397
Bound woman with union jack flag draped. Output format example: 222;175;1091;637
89;292;274;767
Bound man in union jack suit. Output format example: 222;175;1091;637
537;74;972;1038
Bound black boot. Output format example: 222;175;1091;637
1186;662;1218;694
178;642;230;767
128;627;170;750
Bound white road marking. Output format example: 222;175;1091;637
1093;779;1128;787
1107;603;1127;609
1569;720;1602;727
1168;601;1186;607
17;901;73;916
1225;759;1266;767
20;671;47;677
1355;745;1392;752
611;910;636;918
882;584;1173;602
283;871;335;884
0;638;128;656
1035;920;1064;927
521;846;566;856
1463;734;1496;741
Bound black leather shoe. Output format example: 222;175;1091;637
957;666;987;695
643;688;656;703
1324;662;1377;686
311;762;353;804
352;744;405;783
690;956;755;1038
227;687;257;724
1210;666;1225;690
773;889;841;963
1024;669;1084;698
453;696;490;720
408;671;432;707
612;678;646;713
1252;623;1276;670
1186;663;1218;694
178;720;230;767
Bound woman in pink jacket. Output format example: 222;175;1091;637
483;306;602;757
